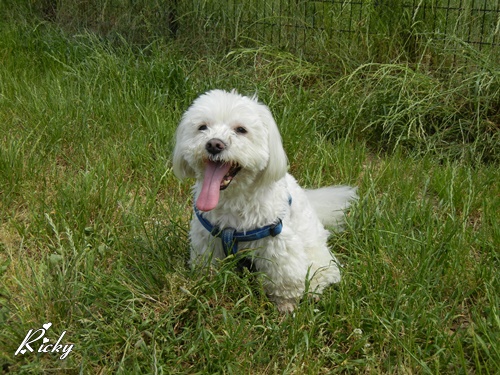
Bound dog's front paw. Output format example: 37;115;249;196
271;297;298;314
277;301;296;314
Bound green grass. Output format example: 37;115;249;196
1;13;499;375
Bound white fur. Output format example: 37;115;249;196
173;89;357;312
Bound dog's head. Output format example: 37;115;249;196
173;89;288;211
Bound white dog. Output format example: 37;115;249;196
173;89;357;312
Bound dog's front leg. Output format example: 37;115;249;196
255;238;310;313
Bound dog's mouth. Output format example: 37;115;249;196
196;160;241;212
219;162;241;190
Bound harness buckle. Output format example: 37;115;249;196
221;227;237;256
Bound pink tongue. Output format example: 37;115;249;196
196;161;232;211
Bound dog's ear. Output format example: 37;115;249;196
172;121;195;179
257;102;288;184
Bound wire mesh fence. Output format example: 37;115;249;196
34;0;500;64
178;1;500;50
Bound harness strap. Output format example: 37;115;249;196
194;196;291;256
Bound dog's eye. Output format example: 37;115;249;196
198;124;208;131
235;126;247;134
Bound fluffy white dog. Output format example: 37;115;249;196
173;89;357;312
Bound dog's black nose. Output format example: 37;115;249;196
205;138;226;155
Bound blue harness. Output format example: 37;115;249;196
194;196;292;256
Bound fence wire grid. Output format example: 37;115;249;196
182;1;499;44
36;0;500;64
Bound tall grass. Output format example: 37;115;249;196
0;6;499;375
224;43;500;163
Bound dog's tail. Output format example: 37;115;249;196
305;186;358;230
